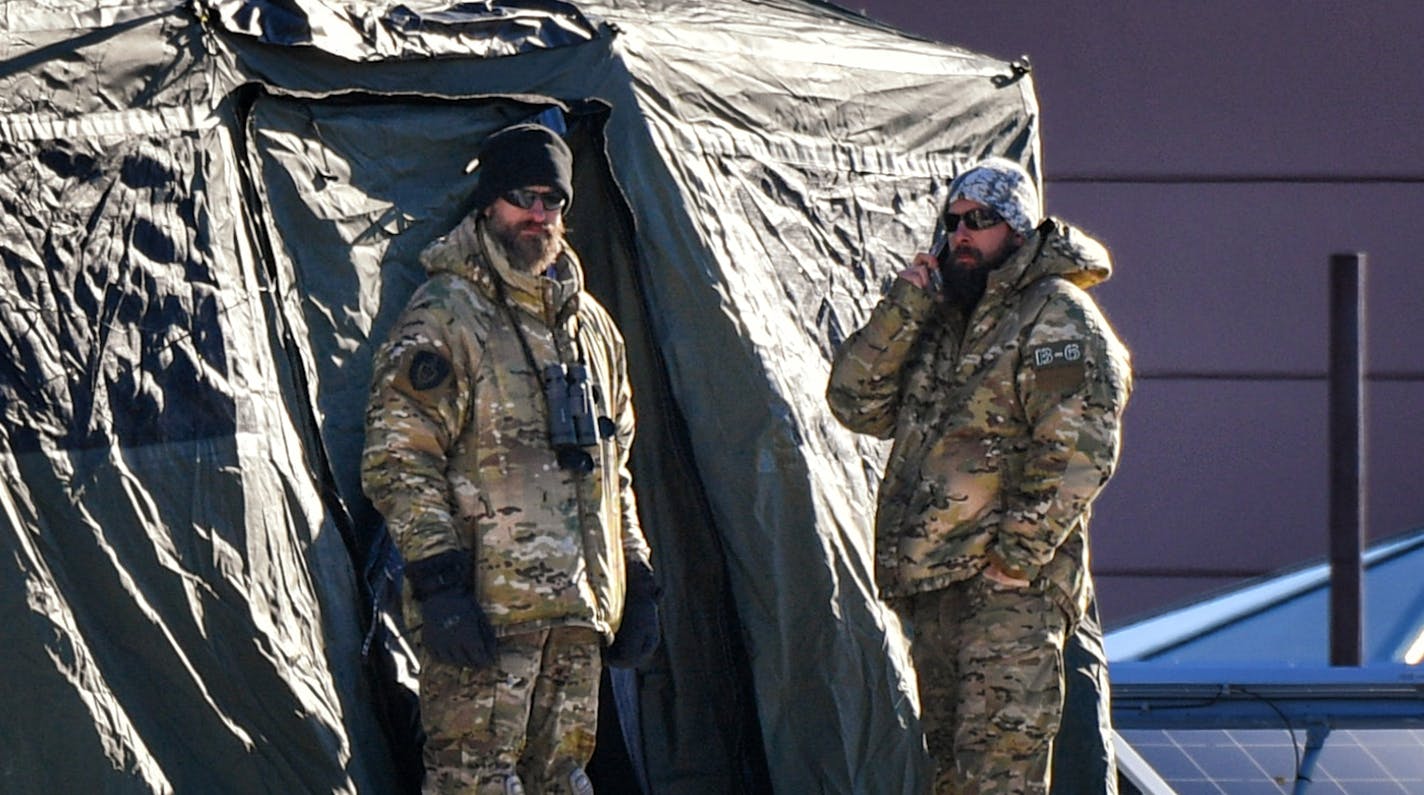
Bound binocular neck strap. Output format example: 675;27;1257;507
490;269;589;422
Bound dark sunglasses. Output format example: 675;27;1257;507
503;188;568;212
943;207;1005;231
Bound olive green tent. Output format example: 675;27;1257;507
0;1;1041;792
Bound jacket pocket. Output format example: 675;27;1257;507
897;445;1002;583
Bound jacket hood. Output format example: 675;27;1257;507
995;217;1113;293
418;210;584;324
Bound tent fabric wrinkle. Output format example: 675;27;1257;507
0;1;1051;793
200;0;606;61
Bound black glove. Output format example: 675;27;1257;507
405;551;497;669
606;559;662;669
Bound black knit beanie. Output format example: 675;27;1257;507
469;123;574;211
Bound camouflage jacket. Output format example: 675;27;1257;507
827;219;1132;619
361;212;649;640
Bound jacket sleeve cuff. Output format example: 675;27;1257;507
885;275;936;318
404;550;472;599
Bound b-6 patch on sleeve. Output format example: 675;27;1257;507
1029;340;1084;369
406;349;452;392
1027;340;1086;391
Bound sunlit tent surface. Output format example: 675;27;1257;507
0;1;1042;792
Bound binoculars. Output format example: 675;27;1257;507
542;362;601;472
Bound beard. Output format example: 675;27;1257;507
940;257;992;310
941;239;1018;310
488;213;563;274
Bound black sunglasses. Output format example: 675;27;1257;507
503;188;568;212
943;207;1005;231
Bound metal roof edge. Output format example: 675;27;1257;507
1106;529;1424;661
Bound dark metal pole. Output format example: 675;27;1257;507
1328;253;1365;667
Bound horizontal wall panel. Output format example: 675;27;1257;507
1090;378;1423;623
857;0;1424;177
1051;182;1423;376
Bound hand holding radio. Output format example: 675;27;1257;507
898;210;949;296
898;250;944;297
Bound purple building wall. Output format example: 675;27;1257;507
849;0;1424;626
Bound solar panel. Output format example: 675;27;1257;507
1111;664;1424;794
1117;727;1424;794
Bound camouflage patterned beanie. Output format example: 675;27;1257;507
944;157;1042;235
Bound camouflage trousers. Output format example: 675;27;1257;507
419;626;601;795
893;576;1069;795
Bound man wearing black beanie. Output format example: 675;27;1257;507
363;122;660;794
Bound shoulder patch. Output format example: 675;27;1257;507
407;349;452;391
1027;340;1086;392
1028;340;1084;369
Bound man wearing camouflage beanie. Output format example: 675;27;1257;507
363;122;660;795
828;157;1133;794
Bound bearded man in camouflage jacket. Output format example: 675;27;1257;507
363;123;659;795
827;158;1132;794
